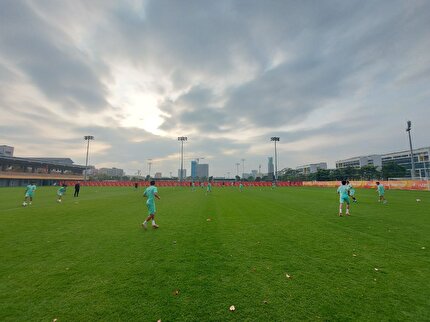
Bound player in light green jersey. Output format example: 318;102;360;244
23;182;37;206
376;182;387;203
57;184;67;202
142;180;161;229
346;180;357;202
337;180;350;216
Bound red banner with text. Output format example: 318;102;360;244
61;180;428;191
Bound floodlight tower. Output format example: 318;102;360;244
178;136;187;182
271;137;280;181
235;163;240;177
84;135;94;181
147;159;153;178
241;158;245;178
406;121;416;179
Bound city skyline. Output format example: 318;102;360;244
1;1;429;177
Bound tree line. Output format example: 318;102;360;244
278;162;408;182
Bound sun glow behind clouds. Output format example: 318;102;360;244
108;65;165;135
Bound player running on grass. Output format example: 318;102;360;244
376;181;387;203
23;182;37;206
337;180;351;216
57;184;67;202
142;180;161;229
346;180;357;202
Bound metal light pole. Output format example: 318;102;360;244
84;135;94;181
271;137;280;181
178;136;187;182
241;158;245;178
147;159;153;178
406;121;416;179
235;163;240;178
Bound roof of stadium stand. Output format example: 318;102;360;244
0;155;86;170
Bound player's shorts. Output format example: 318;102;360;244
349;189;355;196
340;196;350;204
25;192;33;198
378;192;384;197
57;192;64;197
146;201;156;215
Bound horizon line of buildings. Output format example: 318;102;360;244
3;144;429;180
296;146;429;179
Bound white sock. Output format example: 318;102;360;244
152;220;156;225
339;205;342;213
143;220;147;225
346;209;350;214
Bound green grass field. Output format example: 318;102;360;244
1;186;429;321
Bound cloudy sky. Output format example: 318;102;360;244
1;0;429;177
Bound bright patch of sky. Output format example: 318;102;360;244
0;0;429;176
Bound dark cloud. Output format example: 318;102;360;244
0;0;429;175
0;0;109;111
159;86;231;133
131;0;430;133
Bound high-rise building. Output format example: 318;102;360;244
196;164;209;178
191;160;197;178
268;157;274;179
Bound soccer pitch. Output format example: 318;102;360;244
1;186;429;321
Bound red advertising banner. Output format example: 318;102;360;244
63;180;304;188
62;180;428;191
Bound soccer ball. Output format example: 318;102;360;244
57;199;62;203
22;202;27;207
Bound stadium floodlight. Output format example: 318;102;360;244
178;136;187;182
84;135;94;181
235;163;240;177
406;121;416;179
241;159;246;178
271;137;280;181
147;159;153;178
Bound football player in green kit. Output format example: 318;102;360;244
142;180;161;229
337;180;350;216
